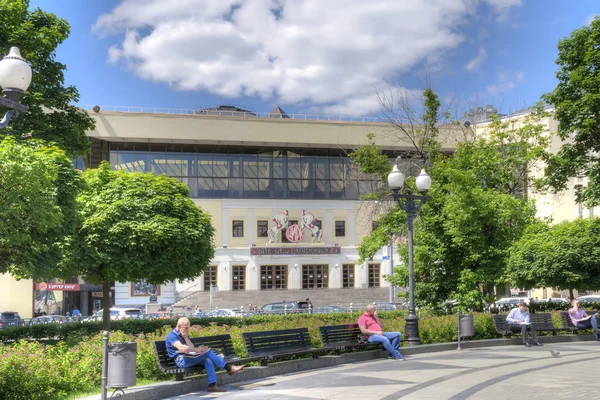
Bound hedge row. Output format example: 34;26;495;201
0;312;498;399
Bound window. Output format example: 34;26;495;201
371;221;379;231
368;263;380;288
232;266;245;291
302;265;329;289
232;220;244;237
335;221;345;237
257;220;269;237
342;264;355;288
282;220;298;243
261;265;287;290
203;266;217;291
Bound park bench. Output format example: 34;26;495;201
493;313;557;338
153;334;260;381
242;328;323;366
559;310;598;334
319;324;382;355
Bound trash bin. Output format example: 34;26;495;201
459;314;475;337
107;342;137;388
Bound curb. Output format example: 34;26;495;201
79;334;597;400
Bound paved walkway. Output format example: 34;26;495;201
163;342;600;399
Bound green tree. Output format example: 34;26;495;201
506;218;600;300
543;16;600;207
60;162;215;330
0;136;82;278
0;0;94;156
355;101;550;310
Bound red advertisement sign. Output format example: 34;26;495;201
35;282;80;291
285;224;304;243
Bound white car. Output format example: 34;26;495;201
492;297;530;309
91;308;143;320
537;298;569;304
577;295;600;304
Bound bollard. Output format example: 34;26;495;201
457;311;462;350
101;331;109;400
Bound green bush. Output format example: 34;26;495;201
0;311;551;399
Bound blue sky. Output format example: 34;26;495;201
29;0;599;117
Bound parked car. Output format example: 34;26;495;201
0;311;21;329
259;301;311;314
90;308;143;320
204;309;243;318
577;295;600;304
490;297;530;311
312;305;345;314
537;298;569;304
31;315;71;324
374;302;398;311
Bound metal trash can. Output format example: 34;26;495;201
107;342;137;388
459;314;475;337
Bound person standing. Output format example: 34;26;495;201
506;302;542;347
358;304;405;360
568;299;600;341
165;317;243;392
72;307;81;319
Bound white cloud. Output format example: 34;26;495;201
486;71;523;95
585;15;598;25
95;0;521;115
464;47;486;72
482;0;522;22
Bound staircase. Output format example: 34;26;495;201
173;287;397;312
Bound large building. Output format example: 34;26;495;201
1;104;594;317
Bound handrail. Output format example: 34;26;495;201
83;105;383;123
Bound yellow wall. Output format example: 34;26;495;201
0;274;33;318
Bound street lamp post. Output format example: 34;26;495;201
387;160;431;346
0;47;32;128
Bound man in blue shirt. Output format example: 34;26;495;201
506;302;542;347
166;317;243;392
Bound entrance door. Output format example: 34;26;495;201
302;265;329;289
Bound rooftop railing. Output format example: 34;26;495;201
83;105;383;123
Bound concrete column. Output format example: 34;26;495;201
247;263;259;291
329;263;342;289
348;211;355;247
288;263;302;290
222;209;229;246
80;292;89;316
325;209;333;245
219;262;231;291
247;209;255;246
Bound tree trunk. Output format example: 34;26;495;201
102;280;111;331
569;288;574;301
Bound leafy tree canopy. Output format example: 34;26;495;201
353;97;549;310
0;0;94;156
506;218;600;298
0;136;82;278
543;16;600;206
60;162;215;329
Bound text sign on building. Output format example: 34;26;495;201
250;247;341;256
35;283;80;291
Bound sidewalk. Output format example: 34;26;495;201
163;341;600;399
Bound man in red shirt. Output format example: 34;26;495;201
358;304;404;360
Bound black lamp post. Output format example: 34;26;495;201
0;47;32;128
387;158;431;345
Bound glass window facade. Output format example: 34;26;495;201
343;264;355;288
261;265;287;290
302;265;329;289
232;266;245;291
335;221;346;237
204;266;217;291
108;144;385;200
368;263;380;288
232;220;244;237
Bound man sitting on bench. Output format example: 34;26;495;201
358;304;405;360
165;317;243;392
506;302;542;347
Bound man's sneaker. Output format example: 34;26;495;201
534;342;543;347
393;354;406;361
524;342;532;347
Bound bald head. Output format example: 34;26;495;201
365;304;375;315
176;317;191;335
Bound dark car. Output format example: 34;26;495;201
259;301;308;314
0;311;21;329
